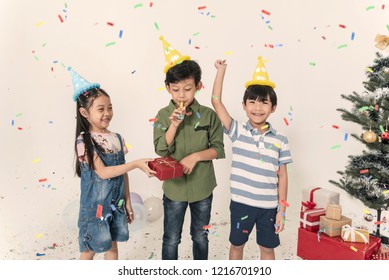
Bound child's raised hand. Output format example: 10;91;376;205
214;59;227;70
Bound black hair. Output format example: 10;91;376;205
164;60;202;86
243;85;277;107
74;88;110;177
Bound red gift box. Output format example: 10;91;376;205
297;227;381;260
148;156;184;181
300;208;326;232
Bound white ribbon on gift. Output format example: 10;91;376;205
341;225;369;244
300;208;325;228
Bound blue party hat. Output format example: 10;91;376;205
68;67;100;101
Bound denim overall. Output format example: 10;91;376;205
78;133;129;253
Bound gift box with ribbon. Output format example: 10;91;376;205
326;203;342;221
341;225;370;244
297;227;381;260
301;187;340;211
300;208;326;232
319;215;352;237
148;156;184;181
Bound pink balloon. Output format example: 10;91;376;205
130;192;143;205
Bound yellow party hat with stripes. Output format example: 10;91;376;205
160;36;191;73
245;56;276;89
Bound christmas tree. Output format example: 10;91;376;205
329;41;389;243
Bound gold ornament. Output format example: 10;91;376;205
363;131;377;143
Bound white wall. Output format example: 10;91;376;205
1;0;388;259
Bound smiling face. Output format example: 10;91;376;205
80;94;113;133
166;78;202;108
242;95;276;130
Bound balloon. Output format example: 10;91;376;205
62;200;79;231
129;203;147;232
130;192;143;205
143;197;164;222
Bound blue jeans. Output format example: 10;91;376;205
162;194;213;260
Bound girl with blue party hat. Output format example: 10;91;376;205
69;67;156;260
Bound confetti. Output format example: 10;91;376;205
351;32;355;40
309;62;316;66
363;209;371;214
134;3;143;8
242;230;249;233
35;22;44;27
154;22;159;31
35;233;43;239
58;15;64;23
337;44;348;49
383;190;389;194
236;222;240;229
359;169;369;174
32;158;41;163
241;215;248;220
202;225;211;229
194;121;200;129
125;143;133;150
198;6;206;10
339;24;346;29
379;125;385;133
105;42;116;47
330;144;341;150
36;253;46;257
283;118;289;126
332;125;340;129
149;118;158;122
96;204;103;219
350;246;357;252
118;199;124;207
366;5;375;11
261;124;269;129
39;178;47;182
262;9;271;15
344;133;348;141
107;22;114;26
280;199;290;207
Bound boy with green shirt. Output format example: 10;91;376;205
153;36;225;260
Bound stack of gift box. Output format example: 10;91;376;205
297;187;381;260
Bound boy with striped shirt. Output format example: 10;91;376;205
211;57;292;260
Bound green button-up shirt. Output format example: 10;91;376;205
153;99;225;202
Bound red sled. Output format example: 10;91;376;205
297;227;381;260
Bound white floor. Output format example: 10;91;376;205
1;212;300;260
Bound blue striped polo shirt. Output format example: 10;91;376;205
224;118;292;208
